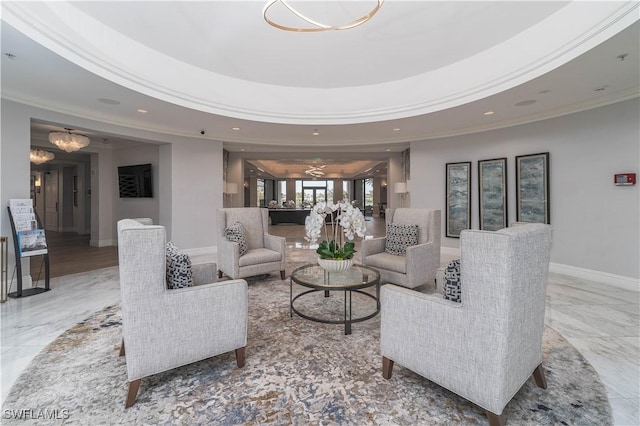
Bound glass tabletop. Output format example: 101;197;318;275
290;263;380;290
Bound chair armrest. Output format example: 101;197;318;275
264;233;285;254
361;237;386;260
191;262;218;286
405;241;440;286
123;279;249;379
381;284;463;360
217;238;240;276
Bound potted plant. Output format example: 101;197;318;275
304;201;367;272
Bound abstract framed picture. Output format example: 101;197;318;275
516;152;550;224
478;157;507;231
445;162;471;238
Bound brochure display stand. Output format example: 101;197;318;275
7;200;50;298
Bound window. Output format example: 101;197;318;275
257;179;265;207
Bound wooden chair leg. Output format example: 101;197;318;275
119;338;125;357
235;346;246;368
382;356;394;379
125;379;141;408
486;411;505;426
532;363;547;389
218;270;223;279
280;270;286;280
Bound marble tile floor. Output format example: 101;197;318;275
1;224;638;424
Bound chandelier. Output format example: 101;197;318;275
30;149;55;164
263;0;384;32
305;165;326;178
48;129;91;153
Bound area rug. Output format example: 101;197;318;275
2;260;612;425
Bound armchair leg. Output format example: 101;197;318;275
485;411;505;426
280;270;286;280
119;338;125;357
532;363;547;389
382;356;394;379
218;270;223;279
125;379;141;408
235;347;246;368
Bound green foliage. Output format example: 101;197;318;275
316;240;356;260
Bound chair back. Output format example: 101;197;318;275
117;219;167;303
217;208;267;249
460;223;552;380
385;208;441;245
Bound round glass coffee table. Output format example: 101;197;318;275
290;263;380;335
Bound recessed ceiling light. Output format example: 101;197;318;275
483;111;495;116
312;129;320;136
594;86;607;92
393;128;400;131
137;109;148;113
240;148;245;152
515;100;536;107
539;90;551;94
385;148;391;152
232;127;240;131
97;98;120;105
4;53;16;60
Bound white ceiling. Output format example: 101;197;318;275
1;1;638;176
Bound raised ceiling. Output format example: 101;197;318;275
1;1;638;150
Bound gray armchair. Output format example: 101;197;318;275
217;208;286;280
381;223;553;425
117;218;248;408
361;208;441;289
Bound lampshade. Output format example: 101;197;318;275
48;130;91;153
394;182;408;194
30;149;55;164
226;182;238;194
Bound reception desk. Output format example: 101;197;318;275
269;209;310;225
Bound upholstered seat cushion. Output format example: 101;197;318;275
385;223;419;256
238;248;282;267
166;242;193;289
362;251;407;274
224;222;248;256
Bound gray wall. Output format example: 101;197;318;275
410;99;639;279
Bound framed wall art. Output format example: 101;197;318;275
445;162;471;238
478;158;507;231
515;152;550;224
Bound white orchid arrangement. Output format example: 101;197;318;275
304;201;367;260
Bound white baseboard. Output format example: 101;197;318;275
183;246;217;257
440;247;639;292
441;247;461;257
549;262;639;293
89;239;116;247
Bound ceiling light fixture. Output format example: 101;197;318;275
305;165;326;178
48;129;91;153
232;127;240;131
137;108;148;113
263;0;384;32
312;129;320;136
29;149;55;164
484;111;495;115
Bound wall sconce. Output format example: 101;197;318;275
34;176;42;193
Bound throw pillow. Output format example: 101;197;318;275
166;242;193;289
443;259;461;303
385;223;419;256
224;221;248;256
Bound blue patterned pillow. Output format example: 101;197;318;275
385;223;419;256
166;242;193;289
224;222;248;256
443;259;461;303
